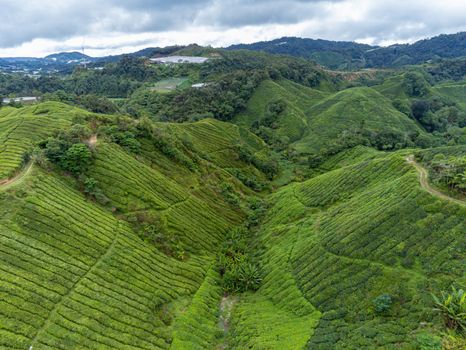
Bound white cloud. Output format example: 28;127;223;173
0;0;464;57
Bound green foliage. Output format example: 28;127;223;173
99;123;141;154
220;182;240;207
0;102;79;178
171;267;223;349
243;150;465;349
372;294;393;314
218;227;262;293
61;143;92;175
417;150;466;195
292;86;424;155
40;123;94;176
415;332;442;350
127;69;265;122
135;213;186;260
82;176;109;205
432;286;466;333
403;71;429;97
235;142;279;180
409;94;465;133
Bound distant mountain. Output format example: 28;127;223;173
227;32;466;69
228;37;375;69
364;32;466;67
1;32;465;74
0;52;97;73
45;51;91;62
0;46;190;73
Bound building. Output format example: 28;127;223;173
149;56;209;65
2;97;38;104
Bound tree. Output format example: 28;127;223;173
62;143;92;175
411;100;430;121
43;137;69;163
373;294;393;314
403;72;429;97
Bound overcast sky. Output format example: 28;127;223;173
0;0;465;57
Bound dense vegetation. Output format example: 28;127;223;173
228;32;466;69
0;42;465;349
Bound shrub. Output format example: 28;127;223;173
220;183;240;207
416;332;442;350
373;294;393;314
61;143;92;175
139;216;186;260
222;259;262;293
403;72;429;97
218;227;262;293
432;286;466;333
40;124;95;176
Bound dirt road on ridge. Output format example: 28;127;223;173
406;155;464;206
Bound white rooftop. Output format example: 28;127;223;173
149;56;209;64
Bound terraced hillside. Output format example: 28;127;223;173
0;81;465;350
293;87;423;153
235;79;426;156
0;102;90;178
0;103;271;349
229;149;465;348
433;80;466;110
235;79;329;143
0;166;211;349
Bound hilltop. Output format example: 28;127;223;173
228;32;466;69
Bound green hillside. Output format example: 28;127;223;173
234;79;317;143
433;80;466;110
235;78;431;157
293;87;423;153
229;149;465;349
0;102;89;178
0;102;274;349
0;46;465;350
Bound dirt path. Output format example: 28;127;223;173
406;155;465;206
0;162;33;190
88;134;98;146
216;295;238;350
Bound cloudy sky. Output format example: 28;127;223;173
0;0;465;57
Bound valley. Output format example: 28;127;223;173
0;35;465;349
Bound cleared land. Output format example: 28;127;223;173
150;78;189;93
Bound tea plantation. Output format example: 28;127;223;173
0;62;464;349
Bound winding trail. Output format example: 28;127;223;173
0;162;34;191
406;155;465;206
